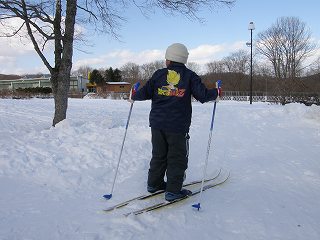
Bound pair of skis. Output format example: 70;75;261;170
103;169;230;216
104;80;223;211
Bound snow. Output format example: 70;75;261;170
1;98;320;240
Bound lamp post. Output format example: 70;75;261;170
80;74;83;98
248;21;255;104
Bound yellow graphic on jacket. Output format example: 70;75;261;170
158;70;186;97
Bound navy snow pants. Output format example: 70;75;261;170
147;128;190;193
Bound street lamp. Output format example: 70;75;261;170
248;21;255;104
80;74;83;98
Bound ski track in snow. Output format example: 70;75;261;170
0;98;320;240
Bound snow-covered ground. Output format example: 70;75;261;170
0;98;320;240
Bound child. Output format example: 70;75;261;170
130;43;221;201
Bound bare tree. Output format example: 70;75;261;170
187;62;202;74
222;50;250;91
308;56;320;75
223;50;250;73
140;60;165;81
256;17;317;99
206;60;225;74
0;0;79;126
0;0;235;126
72;65;93;79
120;62;141;84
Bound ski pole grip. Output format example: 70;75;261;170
133;82;140;91
216;80;222;88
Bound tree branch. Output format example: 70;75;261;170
20;0;53;72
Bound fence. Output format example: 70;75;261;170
221;91;320;105
83;91;319;105
1;89;319;105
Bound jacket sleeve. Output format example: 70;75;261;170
190;72;218;103
132;77;154;101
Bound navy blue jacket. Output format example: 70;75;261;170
133;62;218;133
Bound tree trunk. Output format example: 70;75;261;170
51;0;77;127
51;71;70;126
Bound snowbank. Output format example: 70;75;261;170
0;99;319;240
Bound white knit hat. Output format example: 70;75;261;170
165;43;189;64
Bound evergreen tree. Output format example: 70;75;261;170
113;69;122;82
90;69;104;84
105;67;122;82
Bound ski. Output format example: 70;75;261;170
124;171;230;216
103;168;221;212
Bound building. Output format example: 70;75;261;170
86;82;97;93
0;76;89;92
96;82;131;94
0;76;133;99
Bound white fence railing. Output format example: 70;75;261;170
221;91;319;105
82;91;319;105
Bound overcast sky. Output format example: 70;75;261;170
1;0;320;75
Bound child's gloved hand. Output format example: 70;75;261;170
215;80;222;101
128;82;140;103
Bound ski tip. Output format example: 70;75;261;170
192;203;201;211
103;194;112;200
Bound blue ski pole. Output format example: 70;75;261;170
104;82;140;200
192;80;221;210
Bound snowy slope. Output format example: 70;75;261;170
0;98;319;240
